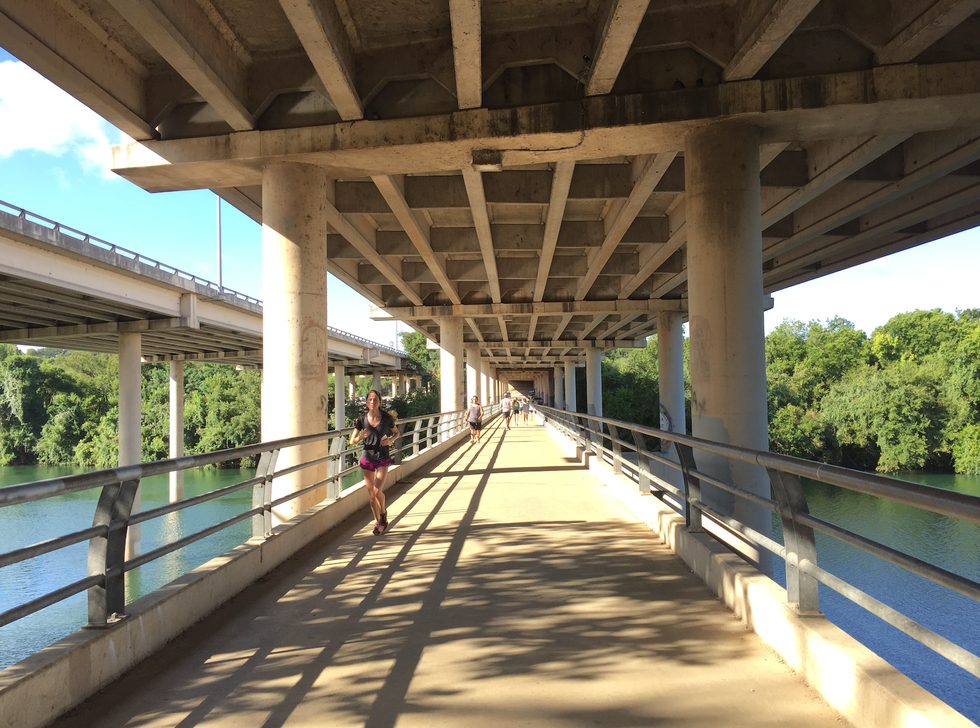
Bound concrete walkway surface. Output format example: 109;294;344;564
50;419;846;728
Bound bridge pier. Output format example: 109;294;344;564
586;347;603;418
686;122;771;573
261;161;329;525
479;357;489;405
554;365;564;410
657;311;685;495
465;347;479;404
119;331;142;558
333;363;345;428
169;361;184;502
563;359;576;413
439;316;463;439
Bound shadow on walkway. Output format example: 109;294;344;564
52;420;842;728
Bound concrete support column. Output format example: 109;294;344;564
564;360;577;413
348;374;355;398
586;347;603;418
465;347;479;404
657;311;686;493
686;121;771;572
554;366;564;410
439;317;464;438
334;363;346;429
119;331;141;557
169;361;184;503
372;369;381;394
479;358;489;405
261;161;329;526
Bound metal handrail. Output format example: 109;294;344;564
536;405;980;680
0;407;485;632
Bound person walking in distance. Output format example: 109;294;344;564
468;396;484;444
513;396;522;425
522;397;531;425
350;390;399;535
500;391;513;430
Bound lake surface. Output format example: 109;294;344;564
771;471;980;723
1;466;978;722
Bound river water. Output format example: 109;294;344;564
1;466;978;722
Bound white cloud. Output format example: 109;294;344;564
0;60;121;177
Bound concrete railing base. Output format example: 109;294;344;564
0;424;473;728
541;417;975;728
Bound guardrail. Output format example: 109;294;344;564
0;406;496;632
536;405;980;681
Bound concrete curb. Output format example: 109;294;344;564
0;424;473;728
541;418;974;728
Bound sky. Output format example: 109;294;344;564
2;48;979;344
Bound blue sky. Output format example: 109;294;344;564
2;48;979;343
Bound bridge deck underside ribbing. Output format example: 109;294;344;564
48;420;843;728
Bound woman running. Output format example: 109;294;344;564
467;396;484;444
349;389;399;535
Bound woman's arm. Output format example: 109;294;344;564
349;428;363;447
381;424;399;447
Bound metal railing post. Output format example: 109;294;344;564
253;449;279;538
86;477;140;627
767;468;821;614
608;423;622;474
676;443;702;531
631;429;651;495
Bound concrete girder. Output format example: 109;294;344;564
449;0;482;109
322;194;423;305
876;0;980;65
105;0;254;131
278;0;362;121
724;0;823;81
371;299;686;322
534;161;575;302
585;0;652;96
372;175;461;305
764;129;980;263
0;0;156;139
481;23;590;92
576;152;677;299
112;60;980;190
460;168;502;301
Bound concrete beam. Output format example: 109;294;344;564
322;189;423;306
278;0;362;121
372;175;461;304
535;161;575;302
112;60;980;190
0;0;155;139
576;152;676;299
450;0;482;109
372;298;686;321
106;0;254;131
724;0;822;81
585;0;652;96
461;168;501;301
876;0;980;65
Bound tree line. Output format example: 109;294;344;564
3;310;978;474
601;308;980;475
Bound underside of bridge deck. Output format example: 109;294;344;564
3;0;978;363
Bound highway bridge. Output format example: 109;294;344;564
1;0;979;726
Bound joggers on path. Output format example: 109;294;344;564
500;394;513;430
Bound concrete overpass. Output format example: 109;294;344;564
0;2;979;720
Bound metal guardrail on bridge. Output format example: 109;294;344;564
536;405;980;681
0;406;497;632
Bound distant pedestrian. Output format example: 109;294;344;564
522;398;531;424
513;396;522;424
350;389;399;535
500;392;513;430
468;396;484;444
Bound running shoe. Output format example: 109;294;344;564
372;521;382;535
381;511;388;527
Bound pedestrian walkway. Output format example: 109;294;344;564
51;418;845;728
